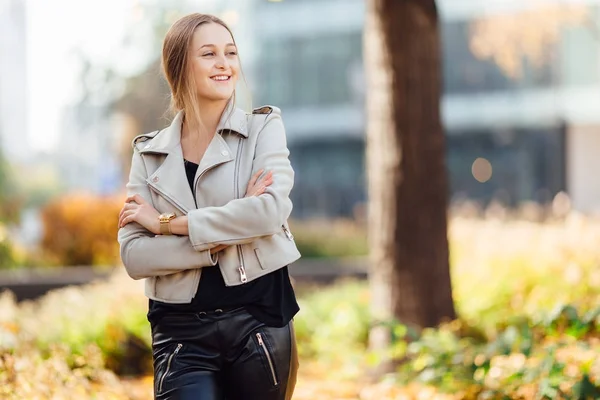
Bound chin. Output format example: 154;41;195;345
199;87;235;102
212;93;234;102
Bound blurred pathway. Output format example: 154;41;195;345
120;361;362;400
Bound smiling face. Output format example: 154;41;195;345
188;22;239;103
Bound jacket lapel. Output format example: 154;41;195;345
140;104;246;213
146;146;197;213
195;133;234;185
139;112;193;213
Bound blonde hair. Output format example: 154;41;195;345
161;13;250;130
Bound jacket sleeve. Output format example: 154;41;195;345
187;113;294;252
117;146;218;280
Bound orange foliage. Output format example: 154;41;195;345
469;3;589;78
40;193;123;266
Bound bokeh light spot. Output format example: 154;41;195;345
472;157;492;183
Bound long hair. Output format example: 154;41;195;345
161;13;247;129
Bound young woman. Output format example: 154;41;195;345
117;13;300;400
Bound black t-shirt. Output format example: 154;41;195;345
147;159;299;328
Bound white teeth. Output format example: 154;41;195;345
212;76;230;81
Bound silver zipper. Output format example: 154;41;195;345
256;333;278;386
238;263;248;283
147;183;189;215
234;137;243;201
282;225;294;241
234;137;247;284
158;343;182;393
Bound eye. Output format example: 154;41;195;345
228;51;238;56
202;52;215;57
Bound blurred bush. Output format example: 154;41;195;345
1;214;600;398
39;193;122;266
294;280;370;379
290;218;368;258
0;269;151;377
450;215;600;333
0;223;16;269
0;152;22;226
0;341;130;400
35;192;367;268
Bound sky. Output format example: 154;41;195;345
18;0;600;155
25;0;136;152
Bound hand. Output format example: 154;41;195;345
245;169;273;197
210;244;228;254
211;170;272;254
118;194;161;234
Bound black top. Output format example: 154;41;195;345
147;159;299;328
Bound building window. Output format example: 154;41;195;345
442;20;557;95
258;32;362;107
446;126;566;206
289;138;366;218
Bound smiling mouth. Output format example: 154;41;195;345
211;75;231;81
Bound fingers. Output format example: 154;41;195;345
210;244;229;254
119;202;135;220
119;209;136;228
245;170;273;197
246;169;264;191
121;215;135;228
260;171;273;186
253;171;273;190
125;194;145;205
254;171;273;195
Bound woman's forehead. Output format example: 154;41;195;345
191;23;234;48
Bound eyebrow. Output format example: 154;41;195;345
198;43;237;50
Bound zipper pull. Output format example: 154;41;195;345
282;225;294;241
174;343;182;354
239;265;248;283
256;332;264;345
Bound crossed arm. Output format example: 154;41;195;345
117;114;293;280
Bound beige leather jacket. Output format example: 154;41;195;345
117;104;301;303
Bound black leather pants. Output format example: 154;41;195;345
150;307;299;400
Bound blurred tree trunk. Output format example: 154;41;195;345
364;0;455;359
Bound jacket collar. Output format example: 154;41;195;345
140;101;249;155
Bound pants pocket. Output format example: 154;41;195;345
254;331;280;387
155;343;183;396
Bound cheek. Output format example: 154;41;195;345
230;63;241;83
230;60;240;75
191;60;211;80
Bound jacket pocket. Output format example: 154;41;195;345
254;247;266;270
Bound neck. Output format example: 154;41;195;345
183;99;229;139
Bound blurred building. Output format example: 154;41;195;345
252;0;366;219
249;0;600;217
12;0;597;216
0;0;29;163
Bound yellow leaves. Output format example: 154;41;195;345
360;382;457;400
40;192;123;266
0;344;129;400
469;3;589;78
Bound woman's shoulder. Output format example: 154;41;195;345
251;105;281;117
246;105;285;138
130;129;162;150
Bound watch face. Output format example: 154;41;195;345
160;213;176;222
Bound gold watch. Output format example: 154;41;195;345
159;213;176;235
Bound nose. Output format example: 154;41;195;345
215;54;229;70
